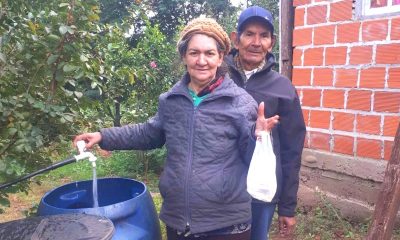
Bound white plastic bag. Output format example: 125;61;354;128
247;131;277;202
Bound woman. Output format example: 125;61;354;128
74;17;278;240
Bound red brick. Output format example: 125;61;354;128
384;140;393;161
374;92;400;113
314;25;335;45
294;0;311;7
302;109;310;126
376;44;400;64
359;68;386;88
310;131;331;151
392;17;400;40
292;68;311;86
323;90;345;109
307;5;327;25
333;135;354;155
362;20;389;42
349;46;373;65
314;68;333;86
388;68;400;89
304;132;309;148
302;89;321;107
304;48;324;66
384;116;400;137
310;110;331;129
293;28;313;46
333;112;355;132
337;22;360;43
357;138;382;159
330;0;353;22
335;68;358;88
347;90;372;111
295;8;305;27
296;87;302;97
326;47;347;65
293;49;303;66
356;114;381;135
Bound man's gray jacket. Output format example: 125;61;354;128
226;51;306;217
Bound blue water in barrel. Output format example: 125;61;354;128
37;177;161;240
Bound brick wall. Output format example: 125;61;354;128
292;0;400;161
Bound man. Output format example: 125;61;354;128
225;6;306;240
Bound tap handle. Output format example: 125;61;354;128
77;140;86;154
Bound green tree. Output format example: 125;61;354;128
81;18;177;127
99;0;137;23
146;0;237;39
0;0;104;211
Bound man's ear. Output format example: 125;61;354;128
269;34;277;52
230;31;239;48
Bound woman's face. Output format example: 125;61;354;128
183;34;223;92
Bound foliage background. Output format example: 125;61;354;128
0;0;280;212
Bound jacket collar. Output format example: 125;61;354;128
166;72;236;100
225;48;276;75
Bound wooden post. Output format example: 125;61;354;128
366;122;400;240
279;0;294;80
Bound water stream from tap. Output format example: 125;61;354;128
92;166;99;208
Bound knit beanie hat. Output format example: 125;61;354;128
178;17;231;56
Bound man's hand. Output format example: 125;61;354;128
255;102;279;137
278;216;296;237
73;132;102;150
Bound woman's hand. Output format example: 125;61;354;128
255;102;279;137
73;132;102;150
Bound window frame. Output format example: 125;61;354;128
356;0;400;19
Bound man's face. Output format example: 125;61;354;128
233;20;275;71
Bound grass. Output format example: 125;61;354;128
2;150;400;239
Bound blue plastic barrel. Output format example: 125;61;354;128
37;177;161;240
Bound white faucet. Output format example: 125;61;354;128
75;140;97;167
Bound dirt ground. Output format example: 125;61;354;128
0;178;72;223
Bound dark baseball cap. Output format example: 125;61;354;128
237;6;274;34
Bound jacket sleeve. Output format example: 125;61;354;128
99;107;165;151
237;94;258;166
277;93;306;217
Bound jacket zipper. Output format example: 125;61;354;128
184;105;196;233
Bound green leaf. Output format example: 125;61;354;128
74;70;84;79
63;64;77;72
48;34;60;41
128;73;135;84
80;55;88;62
59;3;69;7
67;27;74;34
55;69;64;81
88;14;100;22
59;25;68;35
28;21;36;32
74;91;83;98
47;54;59;65
68;80;76;87
63;114;73;122
0;53;6;63
24;145;32;152
8;128;17;135
33;101;45;109
0;198;10;207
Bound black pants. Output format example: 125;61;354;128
166;227;251;240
